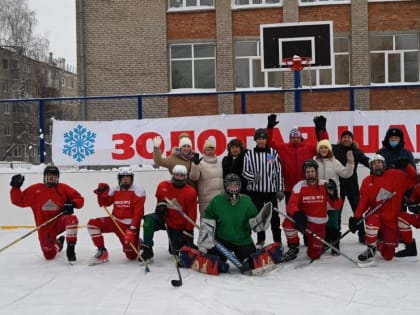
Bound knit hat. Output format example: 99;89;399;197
317;139;332;153
289;128;302;139
203;138;216;151
385;127;403;139
254;128;268;140
341;130;353;139
179;137;192;147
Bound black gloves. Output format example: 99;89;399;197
10;174;25;188
393;157;410;169
63;200;74;215
267;114;279;129
191;153;201;165
348;217;361;233
94;183;110;196
313;115;327;131
292;211;308;233
325;179;339;201
155;201;168;222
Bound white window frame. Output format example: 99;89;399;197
235;40;282;89
232;0;282;9
370;33;420;84
168;0;215;11
299;0;350;6
4;103;11;114
170;43;216;90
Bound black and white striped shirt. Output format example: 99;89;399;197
242;146;283;193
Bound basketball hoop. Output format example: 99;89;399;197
282;55;312;72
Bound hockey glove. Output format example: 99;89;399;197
325;179;339;201
94;183;110;196
10;174;25;188
348;216;361;233
124;228;136;245
267;113;279;129
155;201;168;222
63;200;74;215
293;211;308;234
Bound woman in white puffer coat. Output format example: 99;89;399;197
314;139;354;254
189;138;224;216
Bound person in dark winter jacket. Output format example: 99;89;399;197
377;127;415;170
332;130;370;244
222;138;248;194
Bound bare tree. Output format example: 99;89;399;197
0;0;52;163
0;0;49;58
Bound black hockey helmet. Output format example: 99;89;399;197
223;173;241;197
43;165;60;187
303;159;318;172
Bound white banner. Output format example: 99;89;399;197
52;110;420;166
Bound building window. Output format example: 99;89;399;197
168;0;214;9
233;0;282;7
300;0;350;5
2;80;10;92
4;103;11;114
235;40;282;88
170;43;216;89
4;124;11;136
12;144;24;158
300;36;350;86
2;59;8;70
370;33;419;84
61;79;65;87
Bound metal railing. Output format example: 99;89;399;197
0;83;419;164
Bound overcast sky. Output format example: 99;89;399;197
27;0;77;69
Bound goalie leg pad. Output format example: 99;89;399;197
179;245;201;268
191;254;229;275
180;246;229;274
250;248;274;269
263;242;283;264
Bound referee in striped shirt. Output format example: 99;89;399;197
243;128;284;248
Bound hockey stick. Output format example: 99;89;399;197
164;223;182;287
0;212;63;254
276;209;375;268
164;197;244;269
165;197;275;276
102;206;150;273
308;191;397;265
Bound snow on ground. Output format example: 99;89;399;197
1;167;420;315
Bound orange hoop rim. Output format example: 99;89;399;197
282;56;312;71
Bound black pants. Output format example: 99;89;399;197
208;238;256;262
248;191;281;243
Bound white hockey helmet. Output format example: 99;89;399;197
369;154;386;167
117;167;134;188
172;165;188;188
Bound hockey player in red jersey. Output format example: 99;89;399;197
282;160;343;261
88;167;146;264
140;165;197;262
349;154;417;262
396;164;420;259
10;166;84;263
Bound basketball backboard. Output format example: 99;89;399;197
260;21;333;72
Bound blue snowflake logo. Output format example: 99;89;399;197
62;125;96;162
